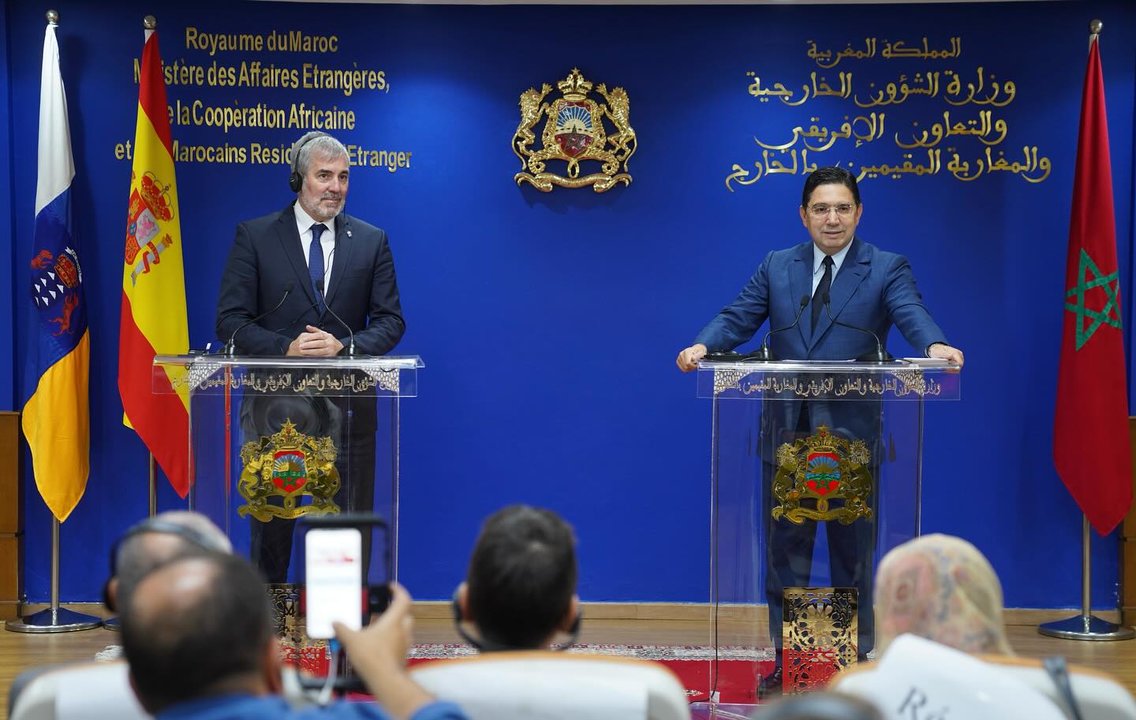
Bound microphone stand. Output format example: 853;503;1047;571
822;293;888;362
757;295;811;361
225;285;294;356
316;244;356;357
316;285;357;357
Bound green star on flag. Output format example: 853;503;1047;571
1064;248;1122;350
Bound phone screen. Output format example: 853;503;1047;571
304;527;364;639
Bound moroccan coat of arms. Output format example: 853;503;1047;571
513;68;636;193
773;426;873;525
238;419;341;522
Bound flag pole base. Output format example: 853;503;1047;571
5;607;101;634
1038;614;1135;641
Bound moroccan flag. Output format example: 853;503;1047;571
23;21;89;523
118;26;191;497
1053;34;1132;536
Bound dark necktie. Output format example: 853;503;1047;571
308;223;327;314
811;255;834;333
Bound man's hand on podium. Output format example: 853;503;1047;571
676;343;708;372
927;342;964;367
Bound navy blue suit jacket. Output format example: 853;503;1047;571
216;204;405;356
694;237;946;360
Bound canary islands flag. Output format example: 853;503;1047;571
22;20;89;523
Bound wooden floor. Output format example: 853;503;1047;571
0;614;1133;719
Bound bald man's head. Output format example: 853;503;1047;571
122;554;275;713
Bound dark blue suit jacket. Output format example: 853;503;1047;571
216;204;405;356
694;237;946;359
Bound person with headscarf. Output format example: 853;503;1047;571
873;533;1013;655
830;535;1077;720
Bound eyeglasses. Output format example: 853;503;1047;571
806;203;856;218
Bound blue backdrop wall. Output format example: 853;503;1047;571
2;0;1136;608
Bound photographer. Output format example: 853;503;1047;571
121;553;466;720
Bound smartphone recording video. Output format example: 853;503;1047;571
300;513;392;644
304;527;364;640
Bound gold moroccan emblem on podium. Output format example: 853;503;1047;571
773;426;872;524
238;419;341;522
513;68;636;193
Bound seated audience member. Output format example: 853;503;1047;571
121;553;467;720
834;534;1136;720
8;512;233;720
872;533;1012;655
752;691;884;720
105;510;234;614
832;634;1069;720
453;505;580;651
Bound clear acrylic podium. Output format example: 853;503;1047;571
153;354;422;580
691;359;959;715
154;354;422;671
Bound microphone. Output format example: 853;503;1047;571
756;295;811;361
321;299;357;356
821;292;888;362
225;282;294;356
314;243;357;356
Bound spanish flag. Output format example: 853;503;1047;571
118;22;190;497
23;20;88;523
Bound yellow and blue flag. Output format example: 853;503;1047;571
22;19;89;523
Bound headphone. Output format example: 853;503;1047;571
288;131;330;193
103;517;230;611
451;588;582;652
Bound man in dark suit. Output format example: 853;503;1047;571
216;132;405;582
676;167;963;695
216;132;403;358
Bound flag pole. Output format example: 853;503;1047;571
1039;19;1134;642
5;9;99;635
6;517;100;632
107;452;158;633
1039;515;1133;640
149;453;157;516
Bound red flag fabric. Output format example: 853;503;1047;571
1053;35;1132;536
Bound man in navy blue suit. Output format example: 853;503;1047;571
216;132;405;582
217;132;404;359
676;167;963;695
